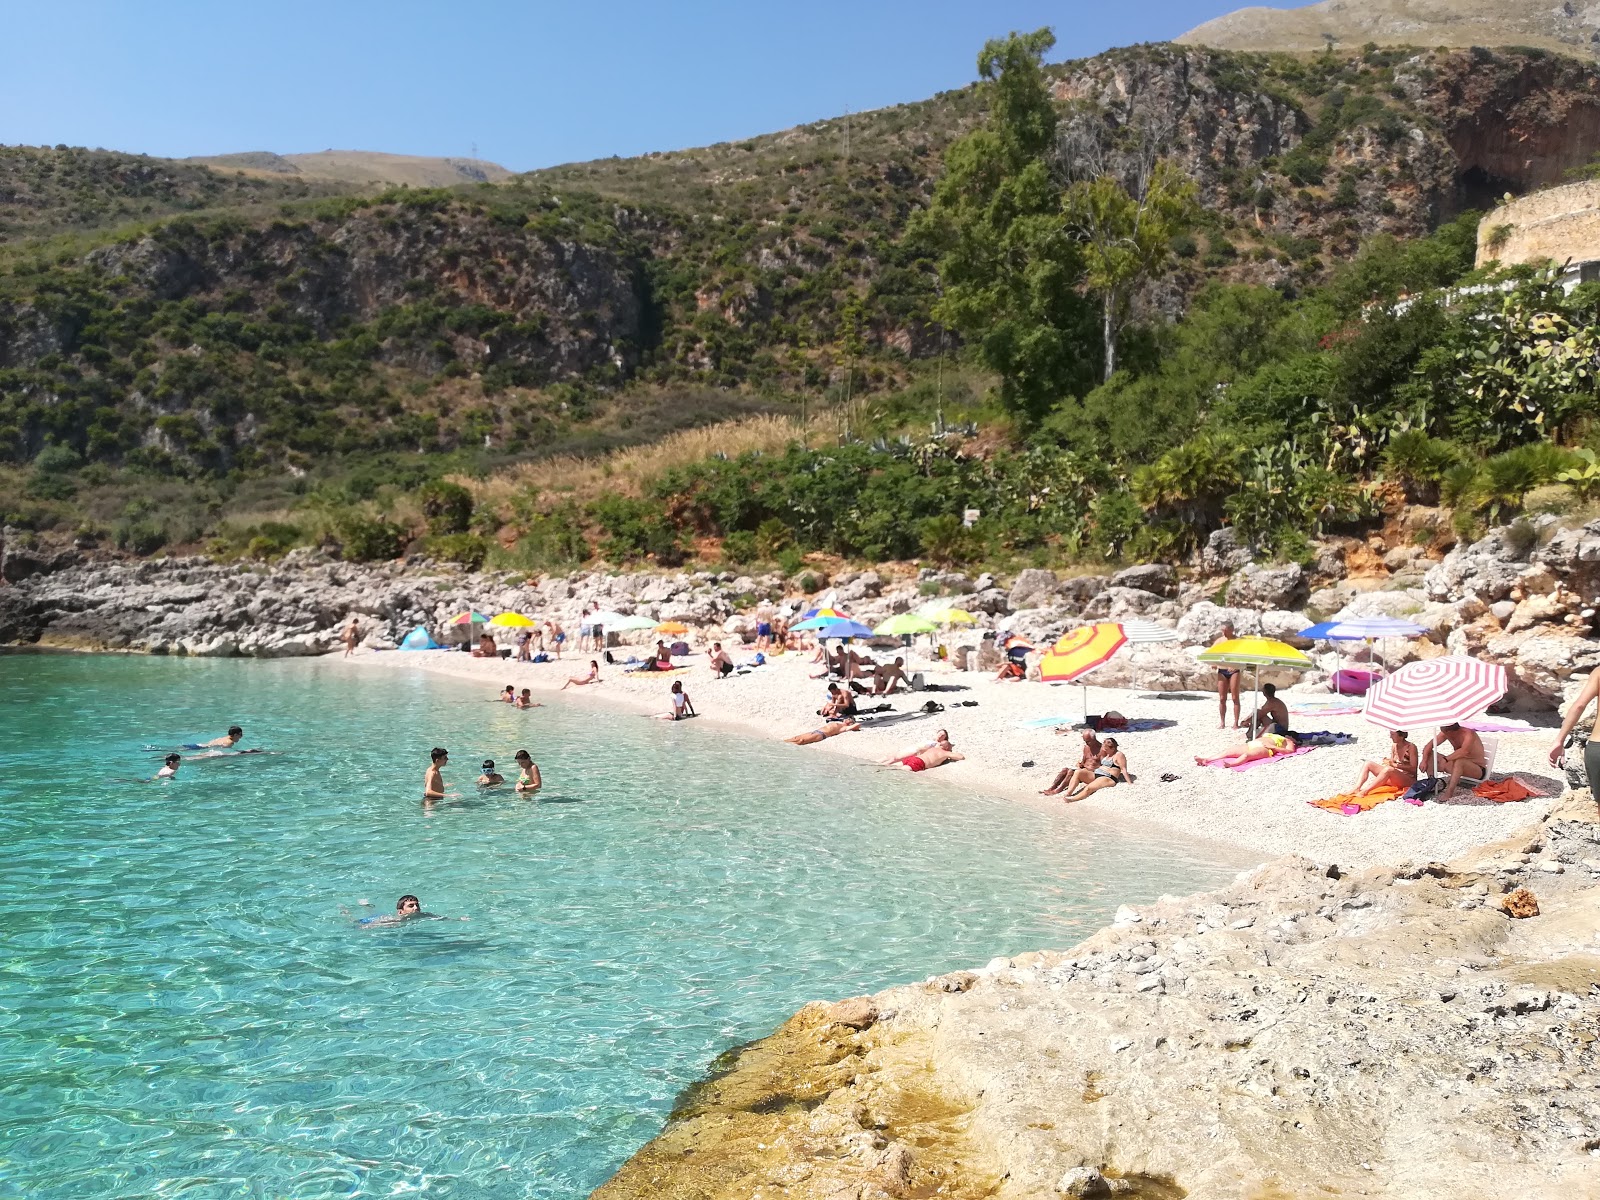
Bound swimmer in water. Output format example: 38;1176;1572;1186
499;685;515;704
149;753;182;780
515;688;544;709
424;747;449;800
358;894;443;926
512;749;542;794
181;726;243;750
478;759;505;786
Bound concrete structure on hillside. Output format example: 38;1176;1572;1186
1478;181;1600;289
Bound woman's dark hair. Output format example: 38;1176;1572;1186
671;681;683;692
430;747;449;762
514;749;531;762
1102;738;1118;752
1394;729;1409;739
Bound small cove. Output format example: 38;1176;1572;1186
0;654;1236;1198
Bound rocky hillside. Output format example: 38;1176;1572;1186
8;45;1600;476
185;150;512;188
1179;0;1600;62
0;145;349;244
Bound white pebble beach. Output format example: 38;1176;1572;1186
344;643;1566;869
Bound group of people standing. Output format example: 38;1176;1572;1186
423;745;541;801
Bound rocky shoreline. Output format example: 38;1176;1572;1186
7;518;1600;712
595;792;1600;1199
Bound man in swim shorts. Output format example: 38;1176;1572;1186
1252;683;1290;737
1423;723;1488;803
1212;622;1241;729
885;731;964;772
707;642;735;678
786;720;861;745
872;657;912;696
342;618;362;658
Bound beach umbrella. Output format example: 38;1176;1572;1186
1118;618;1181;644
799;605;853;622
1041;623;1129;721
399;625;440;650
488;612;537;628
1363;655;1507;732
1302;615;1428;692
447;611;488;626
874;613;939;636
811;618;875;640
591;611;655;632
655;620;689;635
1197;636;1314;737
792;613;851;631
926;607;978;626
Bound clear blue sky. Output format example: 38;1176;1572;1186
1;1;1313;171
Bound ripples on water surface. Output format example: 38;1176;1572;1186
0;654;1234;1198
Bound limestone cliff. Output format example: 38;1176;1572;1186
596;793;1600;1199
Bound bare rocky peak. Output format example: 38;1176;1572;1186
1178;0;1600;62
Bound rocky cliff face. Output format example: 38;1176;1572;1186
595;793;1600;1199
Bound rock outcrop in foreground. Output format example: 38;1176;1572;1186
596;795;1600;1199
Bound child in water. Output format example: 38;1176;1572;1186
149;754;181;781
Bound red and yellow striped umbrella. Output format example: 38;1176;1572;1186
1039;623;1128;683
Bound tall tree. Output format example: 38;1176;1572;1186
914;28;1098;423
1059;118;1198;382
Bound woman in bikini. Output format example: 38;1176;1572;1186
1212;622;1241;729
1059;738;1128;802
562;661;601;689
1353;729;1418;796
1198;731;1297;769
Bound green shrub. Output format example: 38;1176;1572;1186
425;532;490;569
753;517;791;559
337;512;405;562
418;480;474;535
720;530;757;564
244;521;301;560
775;547;804;576
115;520;167;555
797;571;820;593
918;514;976;566
1381;430;1462;502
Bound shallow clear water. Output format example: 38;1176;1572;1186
0;654;1233;1199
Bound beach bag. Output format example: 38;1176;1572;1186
604;651;616;664
532;653;550;663
911;671;925;691
1403;778;1441;805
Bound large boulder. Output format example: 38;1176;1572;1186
1488;634;1600;709
1008;569;1059;611
1081;587;1173;621
1057;574;1109;610
1109;563;1177;597
1200;527;1252;574
1176;601;1260;645
1089;645;1215;691
1226;562;1308;611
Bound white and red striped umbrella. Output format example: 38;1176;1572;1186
1363;655;1507;731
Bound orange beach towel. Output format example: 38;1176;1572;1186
1309;785;1404;816
1473;778;1538;804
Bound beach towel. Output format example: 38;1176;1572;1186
1309;785;1405;815
1289;701;1362;716
1473;777;1540;803
1203;746;1316;771
1291;730;1357;747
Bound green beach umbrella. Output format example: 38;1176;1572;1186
874;613;938;636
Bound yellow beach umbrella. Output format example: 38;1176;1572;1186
928;607;978;626
655;620;689;635
488;612;538;628
1040;623;1130;722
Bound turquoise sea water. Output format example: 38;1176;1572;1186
0;654;1234;1199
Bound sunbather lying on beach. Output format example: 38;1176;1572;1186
1197;731;1296;768
1422;723;1487;803
1041;730;1101;795
884;730;963;772
786;720;861;745
1058;738;1128;802
562;661;601;689
1354;729;1417;796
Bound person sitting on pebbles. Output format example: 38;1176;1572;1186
1197;730;1296;769
884;730;964;773
1057;737;1129;802
1041;730;1101;795
1422;723;1487;803
786;719;861;745
1352;729;1417;797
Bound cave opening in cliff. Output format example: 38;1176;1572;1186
1455;165;1522;215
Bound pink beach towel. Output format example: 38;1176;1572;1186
1203;746;1317;772
1462;718;1538;734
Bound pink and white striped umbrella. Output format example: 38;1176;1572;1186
1363;655;1507;731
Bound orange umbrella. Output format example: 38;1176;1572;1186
1039;623;1129;723
655;621;689;635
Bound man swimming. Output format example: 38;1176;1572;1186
424;747;449;800
359;894;443;926
513;749;542;794
499;685;516;703
515;688;544;709
478;759;505;786
182;726;243;749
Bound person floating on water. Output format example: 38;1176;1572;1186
513;749;542;794
424;747;449;800
499;685;515;704
478;759;505;786
359;895;443;926
148;753;182;781
182;726;243;750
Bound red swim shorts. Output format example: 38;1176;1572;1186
901;755;927;772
